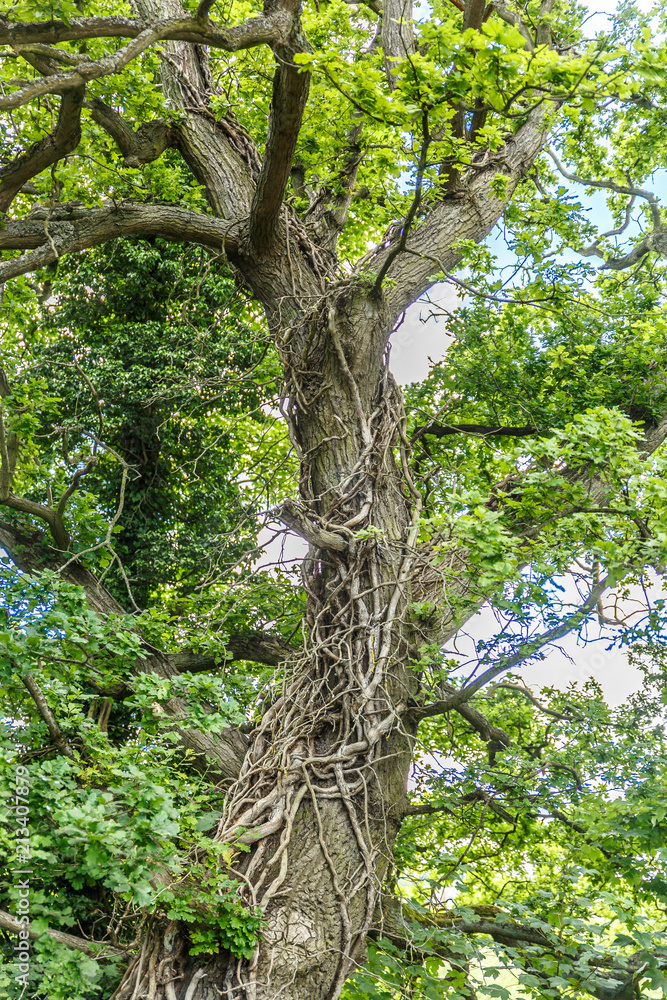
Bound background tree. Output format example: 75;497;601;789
2;0;667;999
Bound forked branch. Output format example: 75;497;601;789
545;146;667;270
367;105;550;317
0;11;296;110
0;11;289;52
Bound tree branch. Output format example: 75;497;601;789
15;42;89;67
374;898;661;1000
0;518;123;611
437;683;512;746
412;575;610;720
0;492;69;550
277;498;349;551
249;4;311;250
405;789;514;823
414;422;538;440
364;105;550;319
305;124;365;250
87;99;174;168
172;630;292;670
600;230;667;271
487;681;574;719
545;147;662;227
0;12;289;54
403;801;454;816
22;673;75;758
0;87;85;213
0;367;102;549
381;0;415;89
410;405;667;651
0;908;127;958
0;203;243;284
489;1;534;50
1;9;299;111
1;25;169;111
544;146;667;270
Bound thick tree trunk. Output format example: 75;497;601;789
111;296;419;1000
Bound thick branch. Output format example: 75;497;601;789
0;517;124;614
172;630;292;671
441;684;512;745
490;1;534;50
0;366;100;549
381;0;415;88
462;0;486;32
277;498;349;551
600;230;667;271
310;125;365;249
405;789;514;823
88;99;173;168
0;203;243;284
0;12;289;54
545;146;667;270
0;492;69;549
639;411;667;456
1;25;169;110
415;422;538;440
375;899;548;952
365;106;550;319
0;87;85;213
0;908;126;958
249;11;311;249
403;801;454;816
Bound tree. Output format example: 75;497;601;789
1;0;667;998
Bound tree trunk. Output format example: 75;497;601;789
110;292;420;1000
